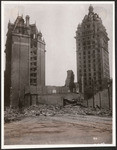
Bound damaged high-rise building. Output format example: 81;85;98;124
4;15;46;107
75;5;110;93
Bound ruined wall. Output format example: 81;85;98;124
24;91;80;107
38;94;64;106
65;70;75;92
24;85;69;107
28;85;69;95
83;88;112;109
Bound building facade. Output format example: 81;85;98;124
75;5;110;93
4;15;46;107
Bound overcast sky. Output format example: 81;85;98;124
2;2;114;86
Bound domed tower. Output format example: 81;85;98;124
88;5;94;13
75;5;110;94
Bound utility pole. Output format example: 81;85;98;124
108;80;110;110
87;96;89;107
92;79;95;108
81;76;84;100
99;92;101;109
81;76;84;94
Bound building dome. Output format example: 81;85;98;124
89;5;93;13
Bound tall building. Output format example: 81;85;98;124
4;15;46;107
75;5;110;93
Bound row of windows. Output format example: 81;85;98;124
82;35;95;40
77;30;94;37
30;68;37;71
79;57;101;65
82;30;94;35
79;56;100;62
77;36;93;42
30;73;37;77
78;41;95;46
82;40;95;46
79;77;102;85
83;51;91;55
77;32;100;41
31;50;37;55
78;44;96;50
30;79;37;85
79;72;101;77
79;53;94;59
84;81;102;86
78;49;100;57
83;63;96;68
79;66;101;72
83;24;91;29
83;78;102;84
31;62;37;66
30;56;37;61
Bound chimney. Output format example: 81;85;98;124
26;15;30;27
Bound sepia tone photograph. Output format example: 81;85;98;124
1;1;116;149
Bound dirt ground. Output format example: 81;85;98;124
4;114;112;145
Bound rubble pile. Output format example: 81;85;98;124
59;105;112;117
4;104;112;123
4;107;24;123
80;106;112;117
23;104;61;117
59;105;86;115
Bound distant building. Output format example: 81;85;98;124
75;5;110;93
4;15;46;107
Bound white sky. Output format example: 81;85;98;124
2;1;114;86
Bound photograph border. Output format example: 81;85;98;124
1;0;116;149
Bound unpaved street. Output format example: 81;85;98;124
4;114;112;145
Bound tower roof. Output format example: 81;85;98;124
88;5;94;13
14;15;24;25
81;5;102;23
